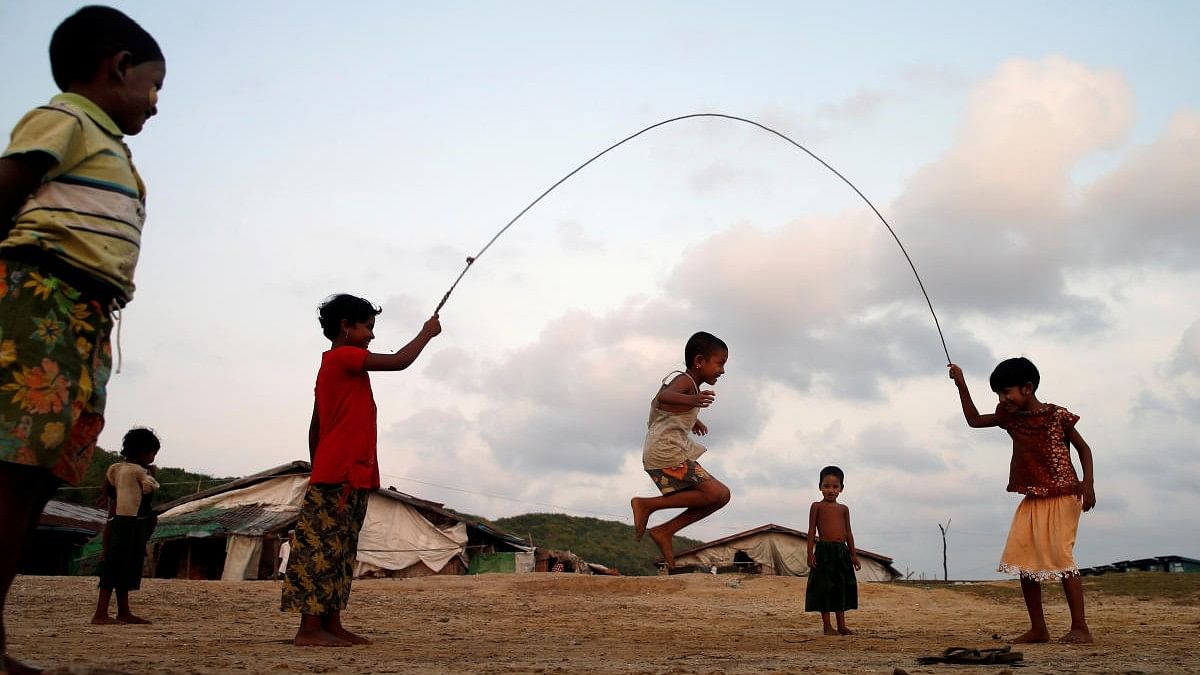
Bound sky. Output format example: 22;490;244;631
2;1;1198;580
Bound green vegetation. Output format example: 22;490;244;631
54;447;232;510
494;512;704;576
943;572;1200;606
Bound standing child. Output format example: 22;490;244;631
276;531;293;580
948;358;1096;644
0;6;164;670
92;428;160;625
630;331;732;569
281;294;441;647
805;465;860;635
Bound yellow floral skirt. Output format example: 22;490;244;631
0;258;112;485
280;483;369;615
998;493;1083;581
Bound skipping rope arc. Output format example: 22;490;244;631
433;112;952;364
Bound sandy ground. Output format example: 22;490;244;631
7;574;1200;674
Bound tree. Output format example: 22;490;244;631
938;518;951;581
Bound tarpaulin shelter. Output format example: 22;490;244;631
78;461;531;580
669;523;901;581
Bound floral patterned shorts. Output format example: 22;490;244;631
646;459;712;495
0;258;112;485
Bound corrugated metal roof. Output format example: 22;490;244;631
151;504;298;541
38;500;107;533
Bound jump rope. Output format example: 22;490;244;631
433;113;952;365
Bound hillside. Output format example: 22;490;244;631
54;447;231;509
494;512;704;576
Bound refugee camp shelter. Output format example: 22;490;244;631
1080;555;1200;575
89;461;532;581
21;500;107;575
668;523;901;581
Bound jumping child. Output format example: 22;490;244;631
948;358;1096;644
92;428;161;625
631;331;732;569
805;465;860;635
0;6;164;670
281;294;441;647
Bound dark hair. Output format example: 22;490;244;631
819;465;844;487
989;357;1040;393
684;331;728;367
318;294;381;339
120;427;160;460
49;6;163;91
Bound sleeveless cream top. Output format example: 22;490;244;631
642;371;708;470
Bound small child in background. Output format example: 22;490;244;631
281;294;440;647
92;428;161;625
277;531;293;580
949;358;1096;644
805;465;860;635
630;332;732;569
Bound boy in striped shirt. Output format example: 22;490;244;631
0;6;165;671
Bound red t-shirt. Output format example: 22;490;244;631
310;346;380;489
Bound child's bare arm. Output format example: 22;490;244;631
947;364;1000;427
656;374;714;409
307;401;320;463
806;502;819;567
363;315;442;371
844;505;861;570
1069;427;1096;511
0;154;54;237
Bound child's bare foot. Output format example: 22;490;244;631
90;615;121;625
116;613;151;624
631;498;650;542
328;626;372;645
1059;627;1094;644
837;626;855;635
647;527;674;567
293;629;353;647
822;626;838;635
1012;628;1050;643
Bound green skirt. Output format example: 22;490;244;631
97;516;151;591
805;541;858;612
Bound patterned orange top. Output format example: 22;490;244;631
998;403;1082;496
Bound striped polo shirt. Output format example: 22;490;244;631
1;93;148;305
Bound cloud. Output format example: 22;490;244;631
899;64;971;92
1080;111;1200;268
1170;318;1200;375
556;220;604;252
847;423;948;473
818;88;895;122
880;57;1134;320
687;163;772;195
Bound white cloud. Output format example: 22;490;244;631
1081;111;1200;268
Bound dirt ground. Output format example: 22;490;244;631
7;573;1200;674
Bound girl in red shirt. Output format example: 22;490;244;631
281;294;440;647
